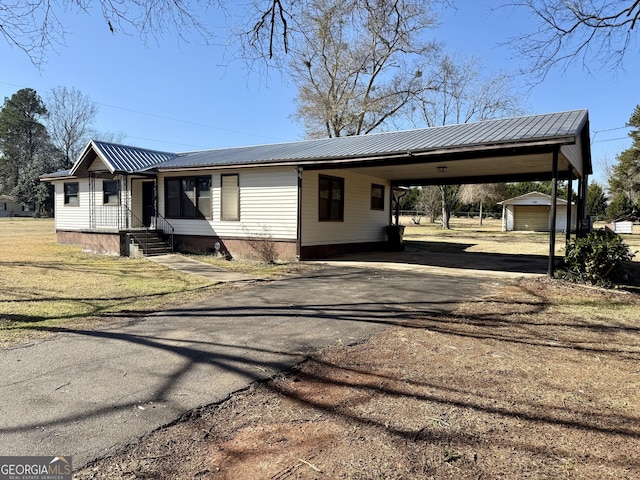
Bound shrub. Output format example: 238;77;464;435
243;224;279;264
557;229;636;287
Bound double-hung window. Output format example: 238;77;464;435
371;184;385;210
165;176;212;219
64;182;79;206
103;180;119;205
319;175;344;221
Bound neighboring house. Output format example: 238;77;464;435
41;109;593;263
499;192;577;232
0;195;36;218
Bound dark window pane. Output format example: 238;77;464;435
166;179;181;217
103;180;119;205
371;184;385;210
64;182;79;206
319;175;344;221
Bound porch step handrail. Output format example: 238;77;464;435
154;212;174;252
125;206;174;254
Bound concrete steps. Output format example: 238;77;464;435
129;230;172;256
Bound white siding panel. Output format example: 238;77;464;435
561;138;583;178
130;179;143;220
88;157;111;172
157;167;298;240
53;180;91;230
301;169;390;246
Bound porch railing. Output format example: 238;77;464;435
92;205;174;253
154;212;175;252
125;206;174;253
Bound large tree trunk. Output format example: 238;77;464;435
439;185;459;230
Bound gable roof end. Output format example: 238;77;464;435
70;140;178;176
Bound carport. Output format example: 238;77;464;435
302;109;592;276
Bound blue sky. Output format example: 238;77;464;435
1;2;637;185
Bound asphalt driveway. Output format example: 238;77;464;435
0;260;517;468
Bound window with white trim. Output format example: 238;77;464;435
221;174;240;221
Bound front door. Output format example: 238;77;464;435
142;182;155;227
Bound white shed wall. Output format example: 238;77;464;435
301;169;390;246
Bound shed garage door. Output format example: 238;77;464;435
514;205;549;231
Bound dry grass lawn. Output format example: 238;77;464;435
3;217;640;478
76;277;640;480
75;218;640;480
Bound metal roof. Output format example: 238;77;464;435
66;141;178;176
91;141;178;173
152;109;589;171
498;191;570;206
48;109;588;181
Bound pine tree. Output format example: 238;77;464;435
0;88;61;209
607;105;640;215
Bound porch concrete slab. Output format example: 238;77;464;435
0;262;504;470
147;254;258;283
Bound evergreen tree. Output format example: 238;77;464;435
0;88;61;210
606;192;636;221
586;182;608;220
608;105;640;213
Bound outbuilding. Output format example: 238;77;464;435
499;191;577;232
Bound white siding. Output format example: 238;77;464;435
561;137;584;178
88;157;111;173
301;169;390;246
53;179;91;230
157;167;298;240
130;179;144;220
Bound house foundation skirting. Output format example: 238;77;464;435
57;230;127;256
173;234;299;261
300;241;387;259
56;231;388;261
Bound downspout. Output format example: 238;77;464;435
548;149;559;277
296;167;303;261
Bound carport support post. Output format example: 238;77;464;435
566;170;573;248
548;149;559;277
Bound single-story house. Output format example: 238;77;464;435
42;109;593;271
499;191;577;232
0;195;36;218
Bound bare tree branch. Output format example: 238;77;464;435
45;86;99;169
291;0;440;138
0;0;220;68
503;0;640;81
